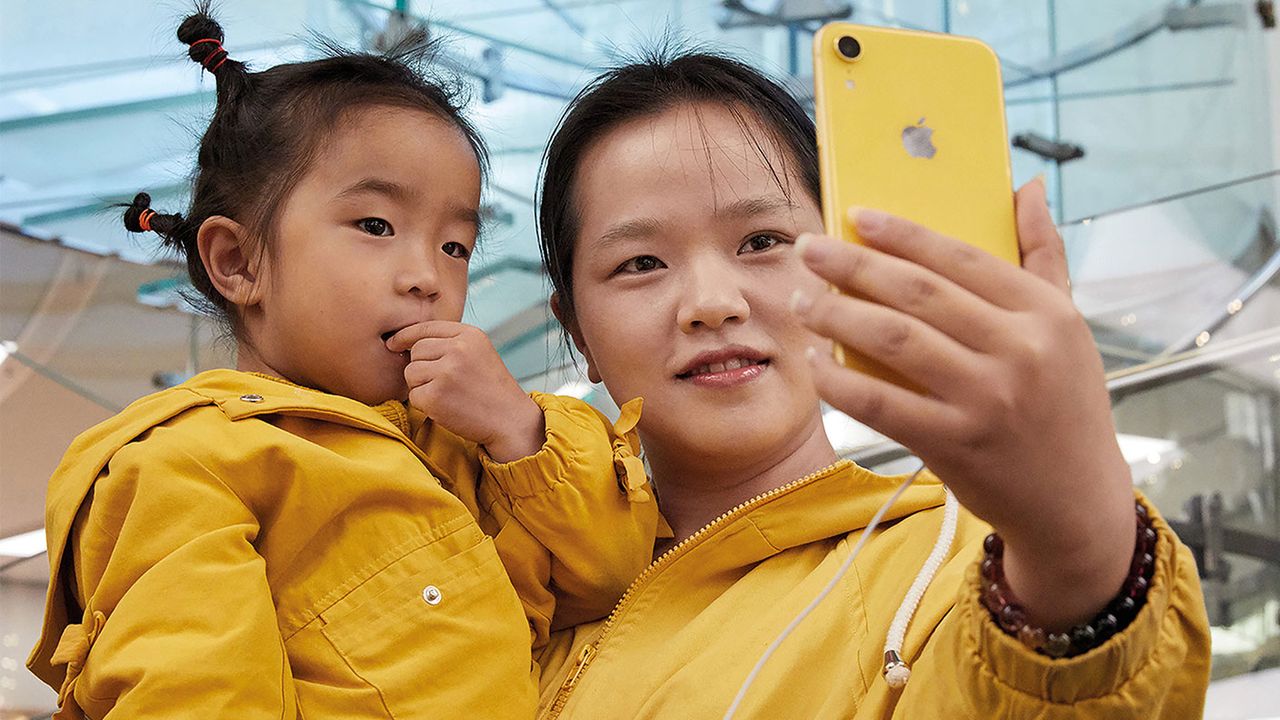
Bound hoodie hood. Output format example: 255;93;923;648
29;369;426;688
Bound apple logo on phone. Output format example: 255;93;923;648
902;118;937;159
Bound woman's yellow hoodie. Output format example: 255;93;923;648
537;460;1211;719
27;369;658;719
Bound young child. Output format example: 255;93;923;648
26;10;657;719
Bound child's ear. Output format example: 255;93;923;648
197;216;265;308
550;293;602;384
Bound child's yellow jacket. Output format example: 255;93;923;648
27;369;658;719
537;460;1211;719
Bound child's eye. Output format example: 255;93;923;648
357;217;394;236
615;255;666;275
738;233;784;254
442;241;471;259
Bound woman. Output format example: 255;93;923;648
531;51;1210;718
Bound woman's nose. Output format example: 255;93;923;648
676;263;750;333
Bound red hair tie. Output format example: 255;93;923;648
138;209;156;232
190;38;229;73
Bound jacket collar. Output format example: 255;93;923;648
664;460;948;574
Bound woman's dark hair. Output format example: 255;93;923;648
125;5;488;336
536;49;819;334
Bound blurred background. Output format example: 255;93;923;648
1;0;1278;717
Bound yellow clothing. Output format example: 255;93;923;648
538;460;1210;719
28;369;658;719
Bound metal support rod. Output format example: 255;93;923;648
1;347;122;412
1048;0;1065;224
1060;169;1280;227
542;0;589;40
852;325;1280;468
1158;212;1280;358
1108;326;1280;399
347;0;596;69
1005;78;1234;105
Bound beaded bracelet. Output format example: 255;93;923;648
979;500;1157;659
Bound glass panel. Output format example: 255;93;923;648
1063;173;1279;371
1114;340;1280;679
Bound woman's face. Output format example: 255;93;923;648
566;103;830;471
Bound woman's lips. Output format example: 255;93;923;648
678;358;770;388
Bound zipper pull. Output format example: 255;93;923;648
563;642;597;691
546;643;597;719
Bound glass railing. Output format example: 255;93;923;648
1061;172;1280;372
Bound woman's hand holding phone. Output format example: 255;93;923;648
790;178;1136;631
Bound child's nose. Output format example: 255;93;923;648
396;246;442;299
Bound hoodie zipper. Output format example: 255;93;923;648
542;460;849;719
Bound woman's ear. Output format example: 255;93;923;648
551;293;602;384
196;216;265;308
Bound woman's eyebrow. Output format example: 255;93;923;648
596;196;797;245
714;195;798;219
597;216;663;246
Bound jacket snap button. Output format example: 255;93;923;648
422;585;442;606
240;394;264;403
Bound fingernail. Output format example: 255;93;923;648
795;233;827;262
1032;172;1046;187
849;206;888;236
790;288;814;315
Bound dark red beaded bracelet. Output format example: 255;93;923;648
979;500;1157;659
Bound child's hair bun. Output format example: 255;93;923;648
177;10;229;74
122;191;183;238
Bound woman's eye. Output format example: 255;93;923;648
615;255;666;275
357;217;393;236
442;241;471;259
739;233;783;254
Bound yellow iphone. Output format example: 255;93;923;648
812;23;1021;386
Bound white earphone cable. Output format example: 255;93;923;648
722;463;926;720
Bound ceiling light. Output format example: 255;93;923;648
553;381;594;400
0;528;46;558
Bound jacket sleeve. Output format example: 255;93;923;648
474;393;659;653
45;434;296;719
896;492;1212;719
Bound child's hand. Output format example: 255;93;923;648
387;321;545;463
790;179;1135;629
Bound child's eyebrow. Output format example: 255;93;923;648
334;177;411;202
454;204;481;226
335;179;479;226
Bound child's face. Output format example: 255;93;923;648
243;106;481;405
567;103;831;470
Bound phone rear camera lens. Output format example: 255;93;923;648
837;35;861;60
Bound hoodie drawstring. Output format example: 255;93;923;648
882;486;959;688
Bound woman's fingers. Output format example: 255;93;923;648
845;206;1041;311
791;286;982;398
1014;178;1073;297
795;233;1012;353
805;344;965;448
